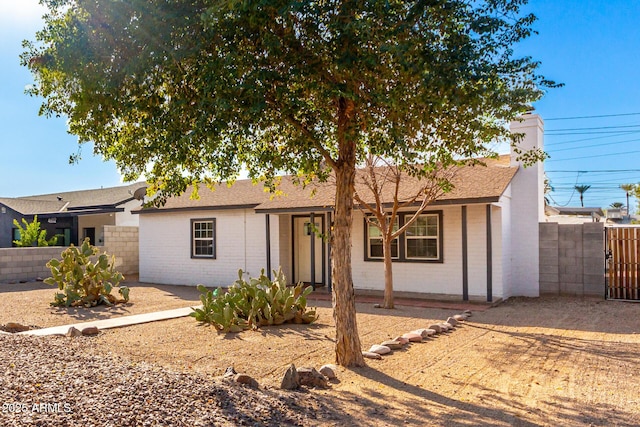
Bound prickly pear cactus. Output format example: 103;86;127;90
44;238;129;307
190;268;318;332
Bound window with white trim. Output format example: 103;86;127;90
365;211;442;263
192;219;216;258
405;214;439;260
367;217;399;259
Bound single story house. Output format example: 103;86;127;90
0;182;146;247
136;114;544;302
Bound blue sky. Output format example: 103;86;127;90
1;1;639;211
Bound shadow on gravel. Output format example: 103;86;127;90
471;296;640;334
329;366;540;426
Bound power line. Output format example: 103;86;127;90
545;112;640;121
546;149;640;162
546;124;640;132
548;137;640;153
545;132;632;146
546;169;640;173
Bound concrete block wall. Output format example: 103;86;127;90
0;247;64;282
101;225;139;276
0;225;139;283
539;222;604;296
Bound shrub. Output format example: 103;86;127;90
13;215;59;247
190;268;318;333
44;238;129;307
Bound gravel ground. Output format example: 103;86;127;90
3;281;640;426
0;334;328;426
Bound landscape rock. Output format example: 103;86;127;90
66;327;82;337
380;340;404;350
319;364;338;380
438;323;451;332
453;314;466;322
411;329;436;339
81;326;100;336
5;322;30;333
362;351;383;360
463;310;472;317
234;373;259;389
394;336;410;345
428;324;443;333
446;317;459;326
223;366;237;378
297;367;328;388
368;344;392;355
401;332;423;343
280;364;300;390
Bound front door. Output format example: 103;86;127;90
293;216;324;286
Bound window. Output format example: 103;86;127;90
367;217;399;259
365;211;442;263
191;219;216;259
405;214;439;260
54;228;72;246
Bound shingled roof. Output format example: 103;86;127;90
0;182;147;215
138;156;518;214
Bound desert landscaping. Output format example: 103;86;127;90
2;280;640;426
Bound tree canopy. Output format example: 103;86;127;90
23;0;555;366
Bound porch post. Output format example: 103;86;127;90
486;204;493;302
462;206;468;301
310;212;316;290
265;214;272;280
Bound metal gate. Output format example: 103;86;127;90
606;226;640;300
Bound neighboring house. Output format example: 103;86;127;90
545;206;604;224
0;182;146;248
136;114;544;302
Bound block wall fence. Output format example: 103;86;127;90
0;225;138;283
539;222;605;296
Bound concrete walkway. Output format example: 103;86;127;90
17;306;198;337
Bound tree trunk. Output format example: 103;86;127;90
332;97;365;367
382;235;394;309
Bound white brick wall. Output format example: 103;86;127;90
139;209;276;287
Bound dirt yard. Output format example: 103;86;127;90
2;281;640;426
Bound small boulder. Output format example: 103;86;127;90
463;310;472;317
438;323;451;332
368;344;392;355
297;367;328;388
428;324;443;333
66;327;82;337
393;336;410;345
453;314;466;322
280;364;300;390
234;373;259;389
401;332;423;343
411;329;436;339
81;326;100;336
362;351;382;360
319;364;338;380
446;317;459;327
223;366;237;378
5;322;30;333
380;340;404;350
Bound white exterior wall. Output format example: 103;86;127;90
350;206;503;298
115;199;142;226
509;114;544;297
139;208;278;287
498;185;513;298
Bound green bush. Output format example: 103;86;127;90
190;268;318;333
44;238;129;307
13;215;59;247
